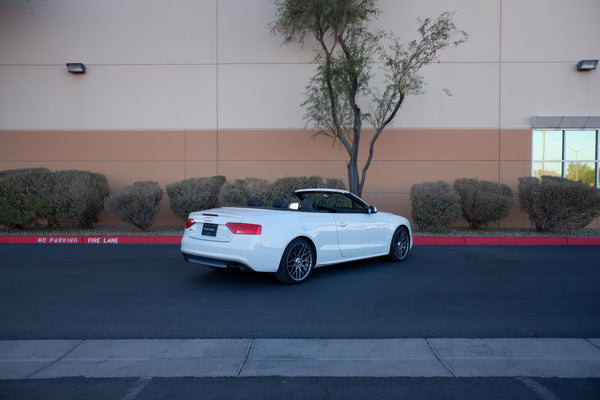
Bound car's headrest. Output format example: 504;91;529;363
300;198;314;212
272;197;288;208
247;197;261;206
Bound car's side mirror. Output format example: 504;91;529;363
368;206;377;214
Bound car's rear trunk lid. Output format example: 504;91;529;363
186;207;280;242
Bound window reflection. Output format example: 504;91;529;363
532;129;599;188
565;162;595;186
533;130;562;161
565;131;596;161
533;162;561;179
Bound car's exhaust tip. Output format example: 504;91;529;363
227;263;250;272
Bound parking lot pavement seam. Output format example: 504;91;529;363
585;338;600;352
425;338;457;377
428;338;600;378
515;377;561;400
120;376;153;400
237;338;255;377
26;339;83;379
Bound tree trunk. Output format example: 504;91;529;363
347;105;362;196
347;159;360;196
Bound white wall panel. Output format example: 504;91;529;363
218;64;313;129
218;61;500;130
0;0;217;65
502;0;600;62
501;63;600;128
377;0;500;63
218;0;498;64
388;63;500;129
218;0;314;64
1;0;598;131
0;65;217;130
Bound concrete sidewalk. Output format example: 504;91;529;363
2;338;600;379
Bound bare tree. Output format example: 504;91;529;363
271;0;467;196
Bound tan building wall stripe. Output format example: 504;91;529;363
1;129;596;228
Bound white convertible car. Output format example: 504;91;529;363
181;189;412;284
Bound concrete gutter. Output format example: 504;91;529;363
2;338;600;379
1;235;599;245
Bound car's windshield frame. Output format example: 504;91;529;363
294;190;371;214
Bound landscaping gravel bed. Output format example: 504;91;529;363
414;227;600;237
0;225;185;237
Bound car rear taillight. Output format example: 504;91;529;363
226;222;262;235
185;218;195;229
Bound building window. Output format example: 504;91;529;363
532;129;600;187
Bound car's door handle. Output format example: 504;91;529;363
338;222;347;228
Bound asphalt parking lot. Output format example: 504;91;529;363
1;244;599;339
1;244;599;399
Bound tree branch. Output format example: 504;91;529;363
314;18;352;155
359;91;405;194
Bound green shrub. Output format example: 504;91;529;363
219;178;273;207
453;178;514;229
166;176;226;220
410;181;462;230
0;168;55;228
105;181;163;231
324;177;347;190
271;176;346;204
219;176;346;207
48;170;110;227
518;176;600;232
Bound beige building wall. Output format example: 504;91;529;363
1;0;599;227
0;127;537;227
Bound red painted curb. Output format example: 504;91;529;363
413;237;465;245
82;236;181;245
413;237;599;245
566;237;600;246
0;236;181;245
464;237;568;245
0;235;598;246
0;235;83;244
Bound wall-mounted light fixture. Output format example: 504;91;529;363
66;63;86;74
576;59;598;71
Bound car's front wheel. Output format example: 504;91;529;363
388;226;410;262
276;238;315;284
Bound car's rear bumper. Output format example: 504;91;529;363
180;234;282;273
181;252;255;272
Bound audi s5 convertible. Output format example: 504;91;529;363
180;189;412;284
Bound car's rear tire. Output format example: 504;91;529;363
276;238;315;284
388;226;410;262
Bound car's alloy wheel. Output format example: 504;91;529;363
276;238;314;284
389;226;410;262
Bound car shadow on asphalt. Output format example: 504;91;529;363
312;257;390;278
186;256;402;288
188;267;280;288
